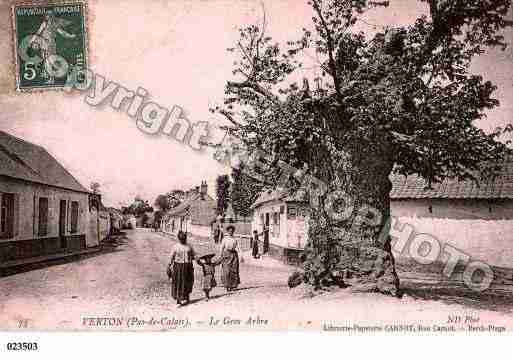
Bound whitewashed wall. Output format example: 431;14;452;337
190;223;211;238
392;217;513;268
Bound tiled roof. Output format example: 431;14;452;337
0;131;89;193
164;192;216;226
252;188;308;209
389;164;513;199
253;162;513;205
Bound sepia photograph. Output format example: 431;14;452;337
1;1;513;349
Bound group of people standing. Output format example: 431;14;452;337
167;225;241;307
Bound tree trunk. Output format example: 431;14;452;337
301;142;400;296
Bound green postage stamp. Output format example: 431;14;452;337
12;2;88;91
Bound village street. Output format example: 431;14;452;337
1;229;513;332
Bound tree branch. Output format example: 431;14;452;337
219;109;243;127
227;80;281;105
311;0;343;103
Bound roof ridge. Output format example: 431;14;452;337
40;146;89;193
0;142;42;178
0;130;46;150
0;130;89;193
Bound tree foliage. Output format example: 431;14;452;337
216;175;231;215
214;0;512;188
90;182;101;194
231;163;264;217
154;194;171;211
122;197;153;216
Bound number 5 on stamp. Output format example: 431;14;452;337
11;2;88;91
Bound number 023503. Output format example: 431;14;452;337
6;342;39;351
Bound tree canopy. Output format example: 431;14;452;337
122;197;153;216
216;174;231;215
213;0;513;191
231;163;264;217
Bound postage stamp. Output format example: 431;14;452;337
11;2;88;91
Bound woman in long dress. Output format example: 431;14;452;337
217;225;240;292
169;231;196;306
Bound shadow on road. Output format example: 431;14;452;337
401;281;513;313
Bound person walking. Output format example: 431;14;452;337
212;220;223;244
217;225;240;292
169;230;196;307
196;254;218;301
251;230;260;259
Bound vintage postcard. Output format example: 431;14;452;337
1;0;513;345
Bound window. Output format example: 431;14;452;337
38;197;49;236
71;201;79;233
287;206;297;220
272;211;280;236
0;193;15;239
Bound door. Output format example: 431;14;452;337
263;212;270;253
0;193;15;239
59;200;67;249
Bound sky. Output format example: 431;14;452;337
1;0;512;207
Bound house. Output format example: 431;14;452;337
251;163;513;266
0;130;100;266
161;181;217;238
250;188;309;263
389;164;513;267
124;214;137;229
389;163;513;220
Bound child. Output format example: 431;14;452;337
196;253;218;301
251;230;260;259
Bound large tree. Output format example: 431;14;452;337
216;174;231;215
154;194;171;211
231;164;264;218
123;197;153;216
212;0;513;295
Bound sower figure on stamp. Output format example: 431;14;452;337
169;231;196;307
29;10;76;84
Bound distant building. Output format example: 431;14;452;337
0;130;101;266
124;214;137;229
161;181;217;238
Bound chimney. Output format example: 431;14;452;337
200;180;208;200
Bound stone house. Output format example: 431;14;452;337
0;130;100;266
161;181;217;238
